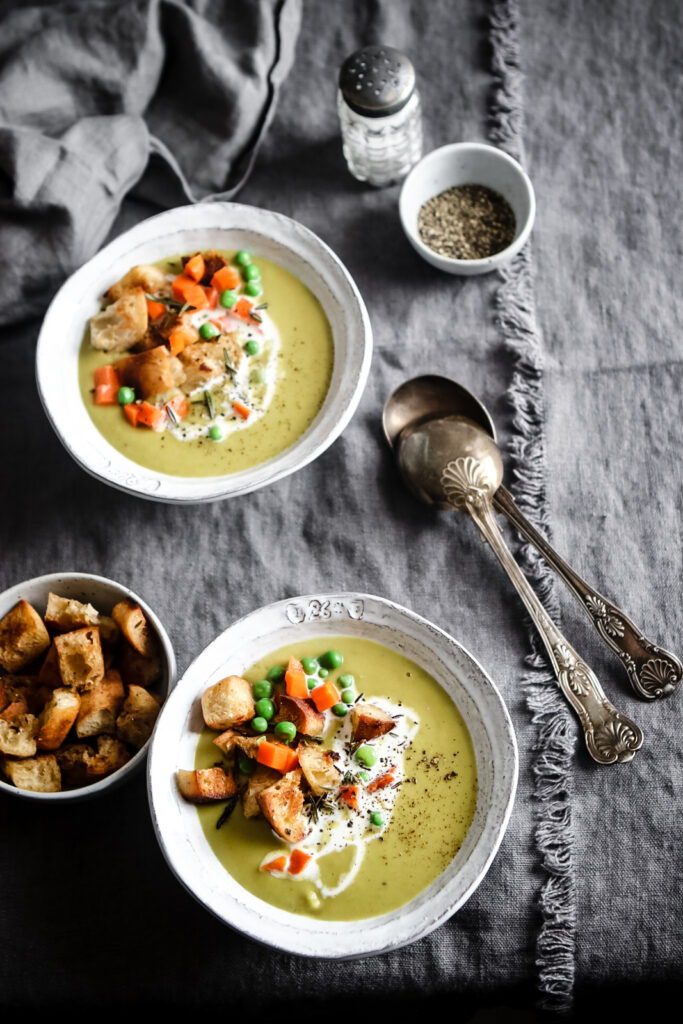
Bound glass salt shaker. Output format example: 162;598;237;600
337;45;422;187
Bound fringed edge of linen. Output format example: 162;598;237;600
489;0;576;1011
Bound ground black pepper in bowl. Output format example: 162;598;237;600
417;184;516;260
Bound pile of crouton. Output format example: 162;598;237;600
177;674;396;843
0;593;163;793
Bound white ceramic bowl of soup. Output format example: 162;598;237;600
0;572;176;802
399;142;535;275
147;592;517;957
35;203;372;504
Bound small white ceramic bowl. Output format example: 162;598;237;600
36;203;372;504
399;142;535;275
0;572;176;802
148;592;517;957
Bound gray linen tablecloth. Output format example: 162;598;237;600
0;0;681;1013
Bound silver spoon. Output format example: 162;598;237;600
393;413;643;764
383;375;682;702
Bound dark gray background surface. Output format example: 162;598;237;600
0;0;681;1012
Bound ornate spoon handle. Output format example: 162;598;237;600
493;485;682;701
441;460;643;764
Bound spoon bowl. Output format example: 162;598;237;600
383;375;496;449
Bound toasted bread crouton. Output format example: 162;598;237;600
213;729;263;759
57;743;96;786
2;676;51;715
118;644;161;688
90;286;148;352
201;676;254;731
0;600;50;673
0;698;29;721
36;687;81;751
54;627;105;689
240;765;281;818
44;593;99;633
116;684;160;748
257;769;308;843
298;744;341;796
106;264;169;303
86;735;130;778
37;643;63;687
350;703;396;742
75;670;125;738
115;345;185;399
3;753;61;792
178;335;243;392
112;600;155;657
97;615;120;648
0;714;39;757
176;766;237;804
274;694;325;737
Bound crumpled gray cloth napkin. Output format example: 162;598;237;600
0;0;301;326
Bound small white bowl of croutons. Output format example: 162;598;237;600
0;572;176;801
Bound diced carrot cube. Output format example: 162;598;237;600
233;399;251;421
184;254;205;283
257;741;299;774
211;265;241;292
94;365;120;388
146;299;166;322
261;856;287;873
172;274;209;309
367;766;397;792
285;657;308;698
168;326;197;356
311;680;341;713
94;384;118;405
123;403;140;427
166;395;189;420
136;401;166;431
203;286;219;308
288;850;312;875
233;297;253;320
339;785;359;810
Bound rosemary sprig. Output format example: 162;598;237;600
215;796;237;830
165;403;180;427
252;302;269;311
248;310;263;323
341;771;357;786
204;390;215;419
223;347;238;375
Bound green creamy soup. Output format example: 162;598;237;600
79;251;334;477
195;636;478;922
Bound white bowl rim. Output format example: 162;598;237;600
147;590;518;957
35;201;373;504
0;571;177;802
399;141;536;269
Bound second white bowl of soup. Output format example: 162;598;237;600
36;203;372;503
147;593;517;956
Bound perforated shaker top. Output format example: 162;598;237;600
339;45;416;118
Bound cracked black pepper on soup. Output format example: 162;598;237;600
417;184;516;260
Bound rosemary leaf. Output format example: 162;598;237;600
223;348;237;375
204;390;215;419
248;311;263;323
165;403;180;427
215;796;237;830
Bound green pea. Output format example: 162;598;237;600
235;250;252;267
341;689;355;705
307;679;317;690
370;811;384;828
266;665;285;683
117;386;135;405
244;281;262;297
237;754;256;776
274;721;296;744
199;321;220;340
250;368;266;385
254;697;274;721
319;650;343;670
356;745;377;768
251;716;268;734
220;289;237;308
318;667;329;679
338;673;355;688
243;263;261;281
301;658;318;675
209;425;224;441
358;770;369;783
244;339;260;356
253;679;273;700
331;703;348;717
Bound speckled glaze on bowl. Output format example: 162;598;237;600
147;593;517;957
0;572;176;802
399;142;536;275
35;203;372;504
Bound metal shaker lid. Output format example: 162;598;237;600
339;45;416;118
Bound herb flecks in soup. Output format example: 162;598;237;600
79;250;333;477
179;637;478;921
